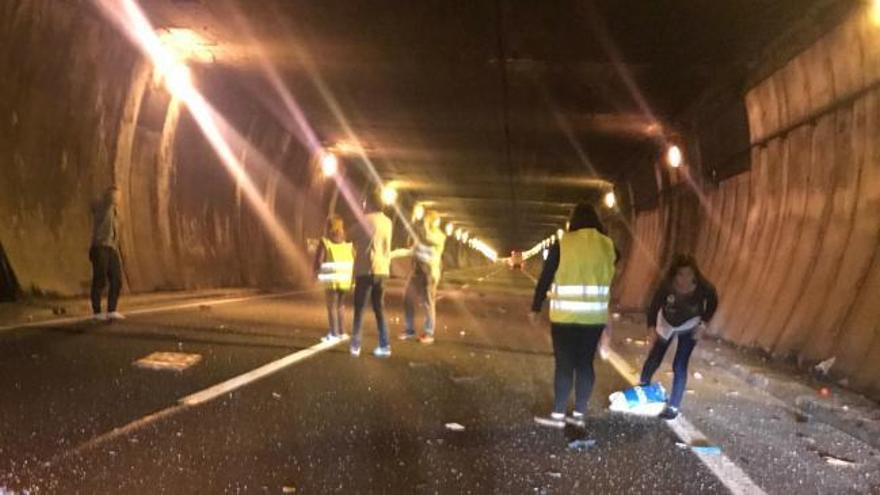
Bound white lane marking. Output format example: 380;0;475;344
0;290;319;334
604;348;767;495
180;335;349;406
56;334;348;462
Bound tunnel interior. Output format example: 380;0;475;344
2;0;880;399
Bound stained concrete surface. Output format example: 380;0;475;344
0;266;877;493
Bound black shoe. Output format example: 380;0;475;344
658;406;679;420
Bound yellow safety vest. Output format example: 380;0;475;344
318;238;354;292
549;229;616;325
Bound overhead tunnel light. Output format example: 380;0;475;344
412;203;425;221
445;223;454;236
872;0;880;26
603;191;617;209
320;151;338;177
381;185;398;205
666;145;683;168
557;228;565;240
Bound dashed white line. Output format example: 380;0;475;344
180;335;349;406
56;334;348;462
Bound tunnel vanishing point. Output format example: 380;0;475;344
1;0;880;400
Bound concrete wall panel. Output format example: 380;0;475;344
0;1;327;297
616;8;880;398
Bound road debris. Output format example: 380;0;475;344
567;439;598;452
445;422;466;432
693;372;704;380
821;454;857;467
546;471;562;479
133;352;202;372
815;357;836;375
282;485;296;493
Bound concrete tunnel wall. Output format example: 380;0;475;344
0;0;488;299
613;8;880;399
0;0;340;297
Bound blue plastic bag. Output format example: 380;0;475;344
608;383;667;416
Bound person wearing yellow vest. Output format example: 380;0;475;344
400;210;447;344
529;202;616;429
313;215;354;343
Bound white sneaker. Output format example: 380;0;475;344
93;313;109;322
534;413;566;429
107;311;126;321
350;345;361;357
566;412;586;428
321;333;340;343
373;346;392;358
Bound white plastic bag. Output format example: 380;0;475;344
609;383;667;416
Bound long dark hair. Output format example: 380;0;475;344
568;202;606;234
663;254;707;287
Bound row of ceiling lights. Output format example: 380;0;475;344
521;143;684;263
319;150;498;262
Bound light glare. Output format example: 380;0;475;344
320;152;338;177
666;145;683;168
381;186;398;205
413;203;425;221
604;191;617;209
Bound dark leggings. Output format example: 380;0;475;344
551;323;604;414
89;246;122;314
639;331;697;408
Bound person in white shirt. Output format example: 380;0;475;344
349;190;394;358
400;210;447;344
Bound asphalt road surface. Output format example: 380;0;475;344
0;266;744;493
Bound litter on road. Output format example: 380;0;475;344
822;454;857;467
445;422;466;431
567;439;598;452
133;352;202;372
815;357;836;375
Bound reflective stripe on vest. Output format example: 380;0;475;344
549;229;615;325
415;243;434;263
320;238;354;291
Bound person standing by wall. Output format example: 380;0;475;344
350;189;394;358
314;215;354;343
638;254;718;419
90;186;124;322
400;210;447;344
529;202;616;429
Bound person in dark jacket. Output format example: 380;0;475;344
638;254;718;419
90;186;124;322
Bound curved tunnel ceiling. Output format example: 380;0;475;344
136;0;828;252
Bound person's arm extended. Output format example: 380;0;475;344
531;244;560;313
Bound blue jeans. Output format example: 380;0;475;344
404;268;437;336
351;275;389;349
639;330;697;408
